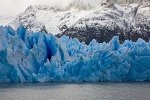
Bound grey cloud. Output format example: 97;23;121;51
0;0;74;16
0;0;101;16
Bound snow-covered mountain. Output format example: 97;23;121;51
8;4;90;35
0;16;14;26
61;0;150;43
9;6;46;33
0;0;149;43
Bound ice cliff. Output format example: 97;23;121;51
0;26;150;83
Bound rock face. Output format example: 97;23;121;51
60;0;150;44
117;0;142;4
8;5;90;35
4;0;150;43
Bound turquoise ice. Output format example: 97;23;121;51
0;26;150;82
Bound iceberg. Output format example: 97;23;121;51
0;26;150;83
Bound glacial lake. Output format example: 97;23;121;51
0;82;150;100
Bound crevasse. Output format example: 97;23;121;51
0;25;150;83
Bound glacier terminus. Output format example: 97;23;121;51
0;25;149;83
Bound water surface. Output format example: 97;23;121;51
0;83;149;100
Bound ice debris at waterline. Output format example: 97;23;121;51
0;25;150;83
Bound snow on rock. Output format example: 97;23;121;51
9;5;46;33
133;0;150;35
0;26;150;83
0;16;14;26
62;1;150;44
1;1;149;44
8;5;90;35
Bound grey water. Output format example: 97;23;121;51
0;83;150;100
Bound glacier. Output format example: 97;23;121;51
0;25;150;83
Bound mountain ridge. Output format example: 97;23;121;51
0;0;149;43
60;0;150;43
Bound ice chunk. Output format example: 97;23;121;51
0;26;150;82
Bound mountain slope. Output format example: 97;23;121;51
2;0;150;43
61;0;150;43
9;5;46;33
36;6;90;34
8;5;90;35
0;16;14;26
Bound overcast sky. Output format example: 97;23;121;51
0;0;75;16
0;0;101;16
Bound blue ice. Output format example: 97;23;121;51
0;26;150;83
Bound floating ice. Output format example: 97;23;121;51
0;26;150;83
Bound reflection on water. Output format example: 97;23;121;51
0;83;150;100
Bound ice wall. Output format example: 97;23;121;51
0;26;150;83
